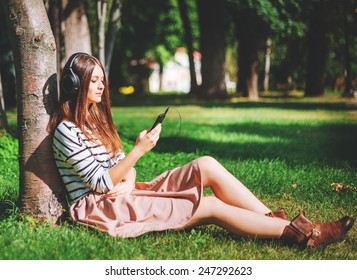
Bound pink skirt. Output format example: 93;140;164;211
69;160;203;238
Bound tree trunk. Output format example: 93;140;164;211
247;55;259;101
178;0;198;95
158;63;163;92
232;11;260;100
97;0;107;68
0;68;16;110
305;5;329;97
105;0;122;77
263;39;271;93
48;0;62;97
197;0;227;98
237;33;260;100
4;0;66;223
0;7;17;109
0;71;9;132
61;0;92;67
342;2;355;98
279;37;303;95
237;40;247;96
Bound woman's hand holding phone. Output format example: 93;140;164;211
134;123;162;155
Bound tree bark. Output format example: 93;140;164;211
178;0;198;95
97;0;107;68
4;0;65;223
48;0;62;97
197;0;227;98
105;0;122;76
61;0;92;67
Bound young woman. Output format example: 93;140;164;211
48;53;354;249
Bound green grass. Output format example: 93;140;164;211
0;95;356;260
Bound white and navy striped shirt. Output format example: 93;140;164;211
53;121;125;204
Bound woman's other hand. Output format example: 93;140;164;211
105;180;135;198
105;168;136;198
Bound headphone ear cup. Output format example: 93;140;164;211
62;70;80;95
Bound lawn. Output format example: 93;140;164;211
0;95;356;260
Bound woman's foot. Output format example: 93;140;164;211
280;211;354;248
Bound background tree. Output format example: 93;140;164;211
111;0;183;94
341;0;355;97
228;0;301;100
4;0;65;223
303;0;357;98
103;0;355;99
0;8;11;132
105;0;122;76
304;0;330;97
178;0;198;95
0;7;16;111
60;0;92;66
268;1;306;94
47;0;92;70
231;6;262;100
197;0;228;98
273;36;306;94
47;0;62;96
77;0;122;77
0;71;9;132
97;0;107;66
146;45;172;92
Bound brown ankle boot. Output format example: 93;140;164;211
280;212;355;248
266;208;289;220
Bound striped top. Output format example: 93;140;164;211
53;121;125;204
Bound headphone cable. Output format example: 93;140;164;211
165;106;182;168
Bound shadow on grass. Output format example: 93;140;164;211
149;122;357;168
111;94;357;111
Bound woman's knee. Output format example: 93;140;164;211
197;156;220;173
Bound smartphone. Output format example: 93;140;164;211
149;107;169;131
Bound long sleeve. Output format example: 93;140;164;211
53;121;124;203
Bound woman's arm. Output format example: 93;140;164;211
105;167;136;197
54;122;116;194
108;124;161;186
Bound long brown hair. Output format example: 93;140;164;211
48;53;123;154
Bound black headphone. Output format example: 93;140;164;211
61;52;86;95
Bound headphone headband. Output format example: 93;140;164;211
61;52;87;96
68;53;81;68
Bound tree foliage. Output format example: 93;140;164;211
1;0;356;102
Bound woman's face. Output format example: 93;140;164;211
87;64;105;104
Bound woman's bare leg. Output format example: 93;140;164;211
185;196;289;238
197;156;271;214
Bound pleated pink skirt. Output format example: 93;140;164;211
69;160;203;238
